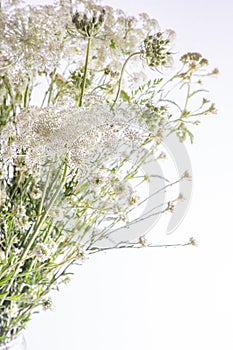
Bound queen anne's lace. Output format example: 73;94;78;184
0;0;169;102
0;101;149;171
0;0;216;343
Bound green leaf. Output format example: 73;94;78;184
110;39;116;49
75;182;88;194
6;294;22;301
187;130;194;143
0;272;14;286
120;90;131;103
0;292;8;298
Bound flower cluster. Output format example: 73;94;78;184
72;8;106;37
141;31;174;68
180;52;208;67
0;101;149;172
0;1;67;75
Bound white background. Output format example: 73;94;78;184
23;0;233;349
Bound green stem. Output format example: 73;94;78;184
23;79;31;108
22;164;60;249
88;240;195;254
41;70;56;107
111;52;140;109
79;37;91;107
37;166;53;217
26;163;67;254
10;171;23;200
183;81;191;112
2;75;16;116
0;162;68;305
17;222;55;295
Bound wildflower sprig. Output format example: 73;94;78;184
0;0;217;345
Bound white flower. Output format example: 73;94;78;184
32;240;57;262
14;205;26;218
14;215;31;231
76;243;88;261
0;249;5;261
0;1;68;75
0;165;8;180
31;187;42;200
50;207;64;221
8;302;19;318
1;101;149;173
0;188;7;206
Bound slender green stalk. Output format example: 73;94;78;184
22;164;60;249
79;37;91;107
41;70;56;107
88;239;196;255
2;75;16;116
23;162;67;258
0;162;68;305
183;81;191;112
111;52;140;109
47;78;55;106
37;166;53;217
23;79;31;108
10;171;23;200
17;222;55;295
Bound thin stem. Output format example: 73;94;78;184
79;37;91;107
183;81;191;112
2;75;16;116
17;222;55;295
0;162;68;305
37;166;53;217
47;71;56;106
9;171;23;200
88;238;196;254
23;79;31;108
111;52;140;109
41;70;56;107
24;162;67;257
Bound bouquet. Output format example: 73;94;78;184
0;0;217;345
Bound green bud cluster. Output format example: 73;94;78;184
180;52;209;67
72;9;106;37
141;32;171;68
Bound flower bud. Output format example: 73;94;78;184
72;8;106;37
141;31;173;68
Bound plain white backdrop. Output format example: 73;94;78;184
22;0;233;349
